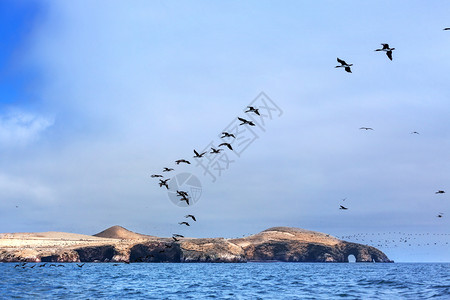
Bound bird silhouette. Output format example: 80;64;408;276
210;147;222;154
238;117;256;126
437;213;444;218
176;190;188;197
219;142;233;150
443;28;450;30
435;190;445;194
185;214;197;221
179;195;190;205
360;127;374;130
159;179;170;189
375;43;395;60
221;132;236;139
179;221;190;226
77;263;85;268
151;174;163;178
411;131;420;135
193;150;207;158
335;57;352;73
173;234;184;238
175;159;191;165
172;236;180;242
163;168;174;172
245;106;260;116
339;205;348;210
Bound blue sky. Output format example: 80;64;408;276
0;0;449;262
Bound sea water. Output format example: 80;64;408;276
0;262;448;299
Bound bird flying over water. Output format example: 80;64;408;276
339;205;348;210
219;142;233;150
193;150;207;158
335;58;353;73
179;222;190;226
375;43;395;61
185;214;197;221
238;117;256;126
443;28;450;30
221;132;236;139
245;106;260;116
163;168;174;172
172;236;180;242
411;131;419;135
77;263;85;268
175;159;191;165
151;174;163;178
437;213;444;218
360;127;373;130
435;190;445;194
173;234;184;238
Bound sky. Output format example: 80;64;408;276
0;0;449;262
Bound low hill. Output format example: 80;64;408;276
93;225;153;239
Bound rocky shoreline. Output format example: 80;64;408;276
0;226;393;263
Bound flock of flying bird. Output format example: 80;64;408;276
335;39;447;219
336;232;449;249
150;107;261;242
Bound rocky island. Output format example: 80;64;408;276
0;226;393;263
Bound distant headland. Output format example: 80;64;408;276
0;226;393;263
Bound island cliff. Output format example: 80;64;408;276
0;226;393;263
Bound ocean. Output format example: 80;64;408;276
1;262;448;299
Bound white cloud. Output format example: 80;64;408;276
0;111;54;147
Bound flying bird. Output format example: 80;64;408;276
410;131;420;135
175;159;191;165
219;142;233;150
151;174;163;178
339;205;348;210
375;43;395;61
77;263;85;268
177;190;188;197
173;234;184;238
221;132;236;139
179;195;190;205
360;127;373;130
172;237;180;242
335;58;352;73
159;179;170;189
163;168;174;172
443;28;450;30
437;213;444;218
435;190;445;194
238;117;255;126
179;222;190;226
193;150;207;158
185;214;197;221
245;106;260;116
210;147;222;154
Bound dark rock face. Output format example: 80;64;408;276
241;241;392;262
41;251;79;262
75;246;116;262
179;238;246;263
130;241;181;262
337;242;392;263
